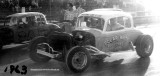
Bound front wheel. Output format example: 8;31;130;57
66;47;91;73
135;35;154;58
29;36;51;63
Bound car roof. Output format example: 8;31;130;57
79;8;132;19
93;8;123;11
7;12;44;18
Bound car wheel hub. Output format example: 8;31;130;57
72;52;87;69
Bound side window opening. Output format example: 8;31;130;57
117;17;124;25
26;16;37;27
9;17;18;26
106;16;132;32
117;16;131;28
36;15;45;24
36;15;41;23
106;17;125;31
124;17;131;28
18;17;27;25
18;18;23;24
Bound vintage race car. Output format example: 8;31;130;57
0;12;60;50
29;9;154;73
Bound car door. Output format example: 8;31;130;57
15;17;30;42
26;16;39;40
36;15;49;36
101;17;131;52
101;30;124;52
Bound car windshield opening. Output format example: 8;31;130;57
78;16;105;30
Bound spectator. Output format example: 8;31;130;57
64;3;75;21
74;2;85;18
27;16;37;27
62;3;75;32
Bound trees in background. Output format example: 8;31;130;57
0;0;39;12
0;0;145;20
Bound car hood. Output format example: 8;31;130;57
74;27;103;37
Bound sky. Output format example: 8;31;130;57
136;0;160;16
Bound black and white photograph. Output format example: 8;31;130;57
0;0;159;76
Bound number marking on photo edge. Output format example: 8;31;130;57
3;65;27;75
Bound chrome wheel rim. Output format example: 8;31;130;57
72;52;88;69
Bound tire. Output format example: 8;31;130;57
135;35;154;58
29;36;51;63
66;47;91;73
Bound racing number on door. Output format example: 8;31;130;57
104;35;128;51
104;36;119;51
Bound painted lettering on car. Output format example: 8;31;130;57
104;35;128;50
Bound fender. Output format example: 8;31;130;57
46;32;73;61
45;23;62;37
0;27;14;45
68;45;109;60
47;31;73;51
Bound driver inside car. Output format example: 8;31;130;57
9;17;17;26
109;18;124;31
27;16;37;27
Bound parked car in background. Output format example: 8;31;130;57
0;12;60;50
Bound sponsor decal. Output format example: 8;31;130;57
104;35;128;50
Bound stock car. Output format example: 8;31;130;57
29;9;154;73
0;12;60;50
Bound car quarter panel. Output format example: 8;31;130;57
124;28;143;43
102;28;143;52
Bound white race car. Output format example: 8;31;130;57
29;8;154;73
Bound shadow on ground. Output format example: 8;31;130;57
20;57;150;76
0;45;29;66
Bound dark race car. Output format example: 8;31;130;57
29;9;154;73
0;12;60;50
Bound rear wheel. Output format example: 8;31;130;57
66;47;91;73
29;37;51;63
135;35;154;58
